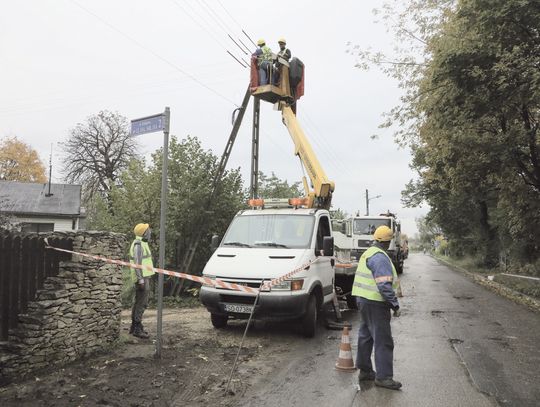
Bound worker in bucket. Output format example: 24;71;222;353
273;37;291;85
253;39;273;85
129;223;155;339
352;225;402;390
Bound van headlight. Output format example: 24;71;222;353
271;280;291;290
271;279;304;291
202;275;215;287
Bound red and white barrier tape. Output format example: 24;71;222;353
334;262;358;269
44;240;318;294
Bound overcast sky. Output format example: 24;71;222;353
0;0;428;236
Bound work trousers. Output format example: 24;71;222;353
131;277;150;323
258;61;271;85
355;299;394;379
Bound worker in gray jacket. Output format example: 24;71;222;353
129;223;155;339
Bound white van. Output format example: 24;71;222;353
200;202;335;337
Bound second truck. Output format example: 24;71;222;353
332;211;405;309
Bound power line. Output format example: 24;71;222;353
0;73;246;117
299;110;352;174
197;0;237;38
70;0;238;106
242;30;257;48
216;0;244;31
169;0;246;69
0;66;241;113
227;51;247;68
170;0;228;50
193;0;254;57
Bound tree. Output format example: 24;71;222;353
61;111;137;202
87;135;245;279
330;208;349;220
353;0;540;268
0;136;46;183
257;171;303;198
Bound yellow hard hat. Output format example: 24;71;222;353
257;38;265;46
373;225;394;242
278;37;286;44
134;223;150;237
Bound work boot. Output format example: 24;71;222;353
132;323;150;339
358;370;376;382
375;378;402;390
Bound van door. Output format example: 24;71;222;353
313;214;334;302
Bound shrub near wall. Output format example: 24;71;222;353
0;231;127;383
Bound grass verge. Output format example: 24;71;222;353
433;254;540;312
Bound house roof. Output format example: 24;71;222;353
0;181;82;216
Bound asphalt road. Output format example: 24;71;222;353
239;253;540;407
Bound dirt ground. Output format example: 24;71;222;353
0;306;306;407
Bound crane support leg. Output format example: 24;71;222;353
250;97;260;199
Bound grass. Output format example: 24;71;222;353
433;253;498;275
433;253;540;300
493;274;540;299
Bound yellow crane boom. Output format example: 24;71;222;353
250;55;334;209
280;104;335;209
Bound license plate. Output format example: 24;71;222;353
223;303;254;313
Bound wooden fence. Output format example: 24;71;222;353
0;233;72;341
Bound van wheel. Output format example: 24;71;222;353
211;313;228;328
301;295;317;338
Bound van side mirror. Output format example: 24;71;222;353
211;234;220;252
322;236;334;257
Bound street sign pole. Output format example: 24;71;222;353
155;106;170;359
130;108;170;359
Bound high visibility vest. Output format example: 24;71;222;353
351;246;398;301
261;45;273;62
129;237;155;282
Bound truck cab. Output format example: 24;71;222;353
334;213;404;273
200;199;335;337
332;212;404;310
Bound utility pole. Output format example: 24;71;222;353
365;189;381;216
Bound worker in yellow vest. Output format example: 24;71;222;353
253;38;274;85
352;225;402;390
129;223;155;339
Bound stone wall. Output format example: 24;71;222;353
0;231;127;383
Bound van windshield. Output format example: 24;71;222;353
353;219;391;235
222;214;315;249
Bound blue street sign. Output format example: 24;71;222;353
131;114;164;136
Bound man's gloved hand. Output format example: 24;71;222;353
392;307;401;317
137;279;145;291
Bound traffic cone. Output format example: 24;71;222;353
335;326;356;372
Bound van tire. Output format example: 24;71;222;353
211;313;228;328
301;295;317;338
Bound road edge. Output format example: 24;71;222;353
433;255;540;313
